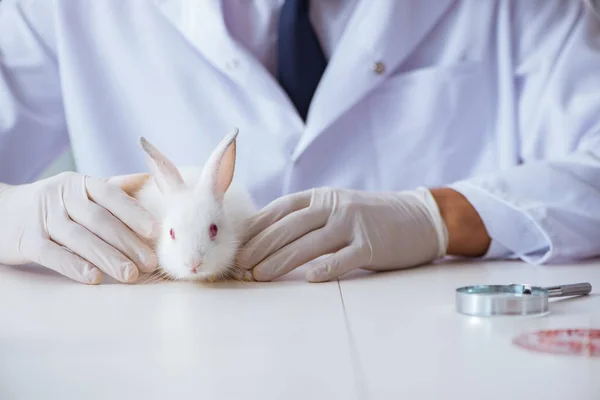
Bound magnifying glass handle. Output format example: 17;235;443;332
546;282;592;298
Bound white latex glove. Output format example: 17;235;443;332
0;172;159;284
237;187;449;282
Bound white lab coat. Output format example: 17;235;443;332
1;0;600;264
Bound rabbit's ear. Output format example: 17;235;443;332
197;128;238;199
139;137;186;194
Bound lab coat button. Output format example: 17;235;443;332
373;61;385;75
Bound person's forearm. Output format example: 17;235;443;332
429;187;491;257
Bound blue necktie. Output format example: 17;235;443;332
277;0;327;121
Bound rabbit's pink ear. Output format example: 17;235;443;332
198;128;238;199
139;137;186;194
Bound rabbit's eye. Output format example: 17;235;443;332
169;228;176;240
209;224;218;240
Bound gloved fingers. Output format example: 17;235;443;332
65;198;157;273
251;224;347;281
37;241;103;285
237;206;329;271
305;246;365;283
49;218;140;283
104;173;150;197
242;189;313;243
85;176;159;240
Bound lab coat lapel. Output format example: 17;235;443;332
152;0;299;122
297;0;456;156
153;0;232;65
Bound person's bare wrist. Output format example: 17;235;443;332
429;187;491;257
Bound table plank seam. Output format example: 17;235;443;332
337;279;370;400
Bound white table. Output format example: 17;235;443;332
1;259;599;399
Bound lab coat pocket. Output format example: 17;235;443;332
367;61;492;189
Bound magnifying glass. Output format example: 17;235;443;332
455;282;592;317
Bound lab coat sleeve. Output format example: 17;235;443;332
450;0;600;264
0;0;68;185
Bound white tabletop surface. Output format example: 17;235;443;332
1;259;599;399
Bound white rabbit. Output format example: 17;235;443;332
120;129;257;282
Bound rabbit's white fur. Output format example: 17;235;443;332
132;131;257;282
135;167;255;230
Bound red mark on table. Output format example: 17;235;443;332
513;328;600;357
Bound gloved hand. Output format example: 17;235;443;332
0;172;159;284
237;187;449;282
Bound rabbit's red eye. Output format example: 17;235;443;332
209;224;218;240
169;229;176;240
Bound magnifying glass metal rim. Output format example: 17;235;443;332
455;282;592;317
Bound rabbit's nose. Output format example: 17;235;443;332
189;261;202;273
